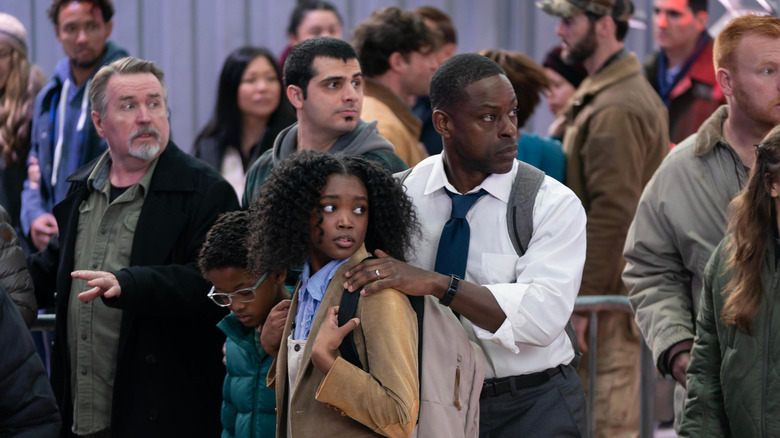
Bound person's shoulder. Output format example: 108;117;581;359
245;148;275;184
361;286;415;316
158;143;229;189
536;174;582;210
642;50;660;80
397;155;437;185
243;149;275;207
653;136;699;176
102;40;130;64
362;149;408;173
32;73;61;115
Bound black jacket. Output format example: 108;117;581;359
0;282;61;437
30;142;239;437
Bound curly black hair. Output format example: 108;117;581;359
247;151;419;276
198;210;250;278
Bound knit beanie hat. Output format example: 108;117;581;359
0;13;28;58
543;46;588;88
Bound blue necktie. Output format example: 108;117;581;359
434;189;487;279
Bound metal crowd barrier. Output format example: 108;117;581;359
575;295;654;438
31;313;56;332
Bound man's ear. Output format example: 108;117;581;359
104;20;114;39
91;110;106;138
694;11;708;32
270;271;287;284
716;68;733;98
432;109;452;138
388;51;407;73
54;24;64;44
595;15;614;39
287;85;304;109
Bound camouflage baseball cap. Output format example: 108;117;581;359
536;0;633;22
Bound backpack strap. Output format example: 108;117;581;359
394;167;414;185
506;162;582;369
506;161;545;256
337;256;378;369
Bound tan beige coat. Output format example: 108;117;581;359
562;52;669;298
268;246;419;437
362;78;425;167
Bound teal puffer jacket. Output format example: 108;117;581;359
218;314;276;438
681;235;780;438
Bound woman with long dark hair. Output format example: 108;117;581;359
193;46;295;198
681;125;780;437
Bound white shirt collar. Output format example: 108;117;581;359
423;154;516;204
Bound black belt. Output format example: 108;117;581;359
480;365;563;399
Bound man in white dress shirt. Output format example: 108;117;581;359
344;53;588;437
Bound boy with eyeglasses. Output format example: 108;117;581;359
198;210;289;438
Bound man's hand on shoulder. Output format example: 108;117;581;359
343;249;446;298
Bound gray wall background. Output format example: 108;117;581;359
1;0;759;153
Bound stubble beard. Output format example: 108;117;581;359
733;76;780;131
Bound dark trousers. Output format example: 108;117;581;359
479;364;588;438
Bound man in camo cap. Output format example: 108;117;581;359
538;0;670;437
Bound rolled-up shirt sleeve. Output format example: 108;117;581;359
470;179;586;353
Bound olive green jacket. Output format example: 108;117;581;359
681;235;780;437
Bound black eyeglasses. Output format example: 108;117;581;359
207;273;267;307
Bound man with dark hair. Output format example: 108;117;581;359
21;0;128;251
412;5;458;156
645;0;723;144
29;57;238;437
344;53;588;438
538;0;669;436
352;7;437;167
624;13;780;431
243;36;406;207
479;49;566;183
414;6;457;65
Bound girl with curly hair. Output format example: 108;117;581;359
681;124;780;436
248;150;419;437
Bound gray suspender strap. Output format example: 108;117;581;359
394;167;414;184
506;161;545;256
507;161;582;369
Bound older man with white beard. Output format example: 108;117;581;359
29;57;239;437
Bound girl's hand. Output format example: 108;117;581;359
260;299;291;359
311;306;360;374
